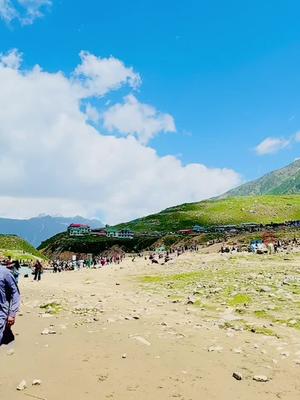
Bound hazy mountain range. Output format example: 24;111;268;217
0;215;102;247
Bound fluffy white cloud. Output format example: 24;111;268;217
0;48;22;68
0;0;51;25
85;103;100;123
295;132;300;142
103;94;176;144
255;137;290;155
73;51;141;98
0;49;241;224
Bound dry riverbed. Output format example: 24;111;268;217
0;251;300;399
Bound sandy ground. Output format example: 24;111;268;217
1;251;300;400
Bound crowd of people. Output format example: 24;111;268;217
51;253;126;272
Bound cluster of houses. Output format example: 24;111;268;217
67;219;300;240
177;220;300;236
67;224;134;239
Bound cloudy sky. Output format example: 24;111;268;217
0;1;299;223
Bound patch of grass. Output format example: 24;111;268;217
243;323;278;337
141;275;164;283
0;234;46;260
113;195;300;233
254;310;269;319
228;294;252;306
40;302;63;315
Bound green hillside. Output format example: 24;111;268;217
115;195;300;233
222;160;300;197
38;232;161;256
0;234;45;260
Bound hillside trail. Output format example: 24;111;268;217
0;251;300;399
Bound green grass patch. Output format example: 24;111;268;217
228;294;252;306
254;310;269;319
40;302;63;315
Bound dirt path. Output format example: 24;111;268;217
1;252;300;399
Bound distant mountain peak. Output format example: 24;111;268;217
0;215;103;247
220;160;300;198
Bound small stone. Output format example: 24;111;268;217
186;296;196;305
232;348;242;354
133;336;151;346
16;380;27;391
280;351;289;358
208;345;223;353
232;372;242;381
41;329;49;335
260;286;272;293
122;353;127;359
7;348;14;356
253;375;269;382
32;379;42;386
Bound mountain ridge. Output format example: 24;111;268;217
220;159;300;198
0;215;102;247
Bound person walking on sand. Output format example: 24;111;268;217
33;260;43;281
0;265;20;346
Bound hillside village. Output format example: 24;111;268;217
67;219;300;240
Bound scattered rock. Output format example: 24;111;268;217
260;286;272;293
232;372;242;381
133;336;151;346
253;375;269;382
7;348;14;356
208;345;223;353
186;296;196;305
16;380;27;391
122;353;127;359
32;379;42;386
280;351;289;358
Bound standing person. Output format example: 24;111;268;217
33;260;43;281
0;265;20;346
12;260;21;284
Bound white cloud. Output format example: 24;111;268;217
255;137;290;155
73;51;141;98
0;0;17;22
0;48;22;69
0;0;51;25
0;50;241;224
295;132;300;142
85;103;100;123
103;94;176;144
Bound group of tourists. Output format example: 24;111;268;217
51;254;125;272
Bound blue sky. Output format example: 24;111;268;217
0;1;299;221
1;0;300;179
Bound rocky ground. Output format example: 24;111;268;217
0;250;300;399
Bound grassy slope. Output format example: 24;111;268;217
0;234;45;260
222;160;300;197
114;195;300;233
38;232;160;256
